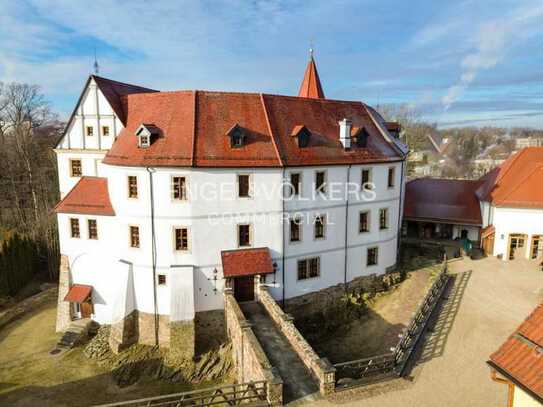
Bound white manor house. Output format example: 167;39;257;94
54;56;408;352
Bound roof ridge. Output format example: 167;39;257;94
91;75;157;92
497;164;543;204
496;148;525;184
260;94;284;166
191;90;198;167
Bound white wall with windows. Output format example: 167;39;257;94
492;207;543;260
58;158;404;324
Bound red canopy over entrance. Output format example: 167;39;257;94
221;247;274;278
64;284;92;303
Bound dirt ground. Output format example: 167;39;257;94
298;264;439;363
310;257;543;407
0;301;230;407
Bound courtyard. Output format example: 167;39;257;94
312;256;543;407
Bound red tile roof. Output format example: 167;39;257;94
55;177;115;216
64;284;92;303
298;57;325;99
103;90;404;168
404;178;483;225
477;147;543;208
221;247;274;278
489;303;543;403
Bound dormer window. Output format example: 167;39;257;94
352;126;369;148
226;124;246;148
136;123;160;148
291;125;311;148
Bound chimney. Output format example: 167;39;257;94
339;118;352;149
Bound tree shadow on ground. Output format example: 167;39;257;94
403;270;472;377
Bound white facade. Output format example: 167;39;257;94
486;205;543;260
56;77;123;197
56;80;405;326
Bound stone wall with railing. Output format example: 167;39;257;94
257;285;336;395
224;289;283;406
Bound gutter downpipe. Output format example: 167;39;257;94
396;160;406;266
281;167;286;309
146;167;159;346
343;164;352;288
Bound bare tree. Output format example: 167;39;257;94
0;82;61;279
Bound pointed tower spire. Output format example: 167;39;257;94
93;47;100;75
298;47;325;99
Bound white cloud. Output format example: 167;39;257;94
442;3;543;110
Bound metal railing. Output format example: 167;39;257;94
334;258;450;389
94;381;269;407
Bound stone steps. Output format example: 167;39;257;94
57;318;93;349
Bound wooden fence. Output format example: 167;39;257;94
334;258;450;389
93;381;270;407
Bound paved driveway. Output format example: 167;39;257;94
310;257;543;407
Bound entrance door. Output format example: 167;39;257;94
482;233;495;256
531;235;542;259
234;276;255;302
509;234;527;260
80;302;93;318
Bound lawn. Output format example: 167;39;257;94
0;300;229;407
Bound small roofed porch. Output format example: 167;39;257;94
64;284;94;320
221;247;277;303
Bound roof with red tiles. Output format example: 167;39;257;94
221;247;274;278
64;284;92;303
298;56;325;99
477;147;543;208
55;177;115;216
404;178;483;225
103;90;405;168
488;303;543;403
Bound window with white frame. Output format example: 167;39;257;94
388;167;395;188
359;211;370;233
128;176;138;198
172;176;187;200
297;257;320;280
238;224;251;247
70;218;80;238
88;219;98;240
361;169;372;190
70;159;82;177
379;208;389;230
315;171;326;194
367;247;378;266
290;217;301;242
174;227;189;251
129;226;140;248
289;172;301;197
238;174;251;198
314;215;326;239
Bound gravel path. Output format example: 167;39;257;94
310;257;543;407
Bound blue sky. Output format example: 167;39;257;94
2;0;543;128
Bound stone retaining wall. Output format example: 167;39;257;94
284;272;403;321
258;286;336;395
224;289;283;406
